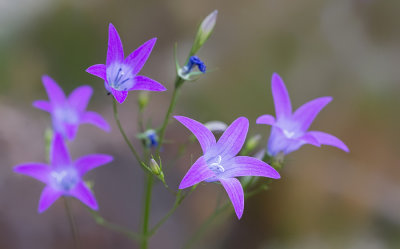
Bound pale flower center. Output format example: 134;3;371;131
283;129;295;138
54;106;79;124
208;155;225;174
50;168;79;191
107;63;134;91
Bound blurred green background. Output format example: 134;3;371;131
1;0;400;248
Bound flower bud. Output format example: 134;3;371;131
138;92;149;111
190;10;218;56
150;158;162;176
241;134;261;156
204;120;227;134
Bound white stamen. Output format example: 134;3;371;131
209;155;225;173
283;129;295;138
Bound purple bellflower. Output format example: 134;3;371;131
33;75;110;140
14;133;113;213
256;73;349;156
86;23;166;104
174;116;280;219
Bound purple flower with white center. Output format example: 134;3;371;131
14;133;113;213
256;73;349;156
33;75;110;140
174;116;280;219
86;23;166;104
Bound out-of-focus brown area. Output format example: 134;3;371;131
1;0;400;248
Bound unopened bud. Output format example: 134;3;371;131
204;120;227;134
190;10;218;56
150;158;162;175
200;10;218;37
241;134;262;156
138;92;149;111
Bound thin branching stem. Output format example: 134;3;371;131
88;209;142;241
112;98;151;173
140;174;154;249
63;197;79;249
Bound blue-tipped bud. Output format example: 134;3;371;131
145;129;158;148
178;56;207;81
137;129;159;148
183;56;206;75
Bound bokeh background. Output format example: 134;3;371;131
1;0;400;248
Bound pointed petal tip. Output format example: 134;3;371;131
108;22;115;30
256;114;276;126
41;74;51;82
272;72;280;79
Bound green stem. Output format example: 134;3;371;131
64;197;79;249
156;77;184;155
89;209;142;241
141;174;154;249
148;185;196;236
138;108;145;133
112;98;151;173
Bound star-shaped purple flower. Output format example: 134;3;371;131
33;75;110;140
256;73;349;156
86;23;166;103
174;116;280;219
14;133;113;213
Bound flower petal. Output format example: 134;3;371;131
69;182;98;210
75;154;113;176
216;117;248;158
293;96;332;132
111;88;128;103
174;116;216;154
219;177;244;219
129;75;166;92
68;85;93;112
86;64;106;80
81;111;110;132
32;100;51;112
38;186;62;213
65;124;79;141
179;156;216;189
107;23;124;66
14;163;51;184
256;114;276;126
125;38;157;75
308;131;349;152
42;75;66;106
271;73;292;119
222;156;280;179
299;133;320;147
50;133;71;168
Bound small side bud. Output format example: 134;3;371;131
150;158;161;175
138;92;149;111
204;121;227;134
240;134;261;156
190;10;218;56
